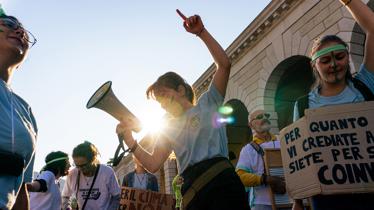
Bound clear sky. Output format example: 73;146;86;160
2;0;271;171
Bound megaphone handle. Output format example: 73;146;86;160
117;134;127;152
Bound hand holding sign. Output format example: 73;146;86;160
176;9;205;36
267;175;286;194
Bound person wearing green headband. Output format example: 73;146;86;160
0;5;38;210
293;1;374;210
27;151;70;210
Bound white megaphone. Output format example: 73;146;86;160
86;81;142;132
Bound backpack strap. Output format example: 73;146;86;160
352;77;374;101
296;94;309;118
82;164;100;210
249;142;264;156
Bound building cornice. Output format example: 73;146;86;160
193;0;301;98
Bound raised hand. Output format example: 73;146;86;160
176;9;205;36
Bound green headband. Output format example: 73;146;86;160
311;44;347;61
45;157;69;165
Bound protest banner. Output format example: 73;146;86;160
280;101;374;199
119;187;175;210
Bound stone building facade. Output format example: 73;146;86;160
194;0;372;159
114;0;373;194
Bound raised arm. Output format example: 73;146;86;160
177;9;231;96
341;0;374;72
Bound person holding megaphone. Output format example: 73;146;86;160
116;10;250;210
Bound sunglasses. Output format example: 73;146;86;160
254;113;270;120
0;17;37;47
73;162;91;169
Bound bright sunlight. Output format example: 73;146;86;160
137;100;166;136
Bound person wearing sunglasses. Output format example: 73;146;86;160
62;141;121;210
27;151;70;210
236;110;285;210
0;6;38;210
292;1;374;210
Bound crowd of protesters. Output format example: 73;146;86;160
1;0;374;209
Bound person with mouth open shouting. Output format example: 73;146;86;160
116;9;250;210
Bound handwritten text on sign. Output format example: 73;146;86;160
119;187;175;210
284;116;374;185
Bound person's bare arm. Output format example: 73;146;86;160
116;123;172;173
177;9;231;96
342;0;374;71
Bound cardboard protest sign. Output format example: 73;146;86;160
119;187;175;210
280;101;374;199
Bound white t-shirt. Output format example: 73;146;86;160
236;140;280;206
29;171;61;210
62;164;121;210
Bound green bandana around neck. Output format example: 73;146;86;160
311;44;347;61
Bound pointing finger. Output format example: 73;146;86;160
176;9;187;20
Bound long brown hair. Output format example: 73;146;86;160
310;35;352;89
146;71;196;104
73;141;100;164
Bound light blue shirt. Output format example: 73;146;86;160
0;80;37;210
158;84;228;173
293;64;374;121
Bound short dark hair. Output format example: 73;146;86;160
146;71;196;104
310;35;352;89
0;15;23;26
72;141;100;163
43;151;69;176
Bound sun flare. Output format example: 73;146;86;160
138;101;166;135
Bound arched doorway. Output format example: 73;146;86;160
272;56;313;130
224;99;251;165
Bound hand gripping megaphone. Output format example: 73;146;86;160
86;81;142;132
86;81;142;166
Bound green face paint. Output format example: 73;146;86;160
311;44;347;61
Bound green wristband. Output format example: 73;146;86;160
311;44;347;61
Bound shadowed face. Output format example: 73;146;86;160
154;86;185;116
313;42;349;86
73;156;96;176
250;110;271;133
0;17;32;58
62;160;71;176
